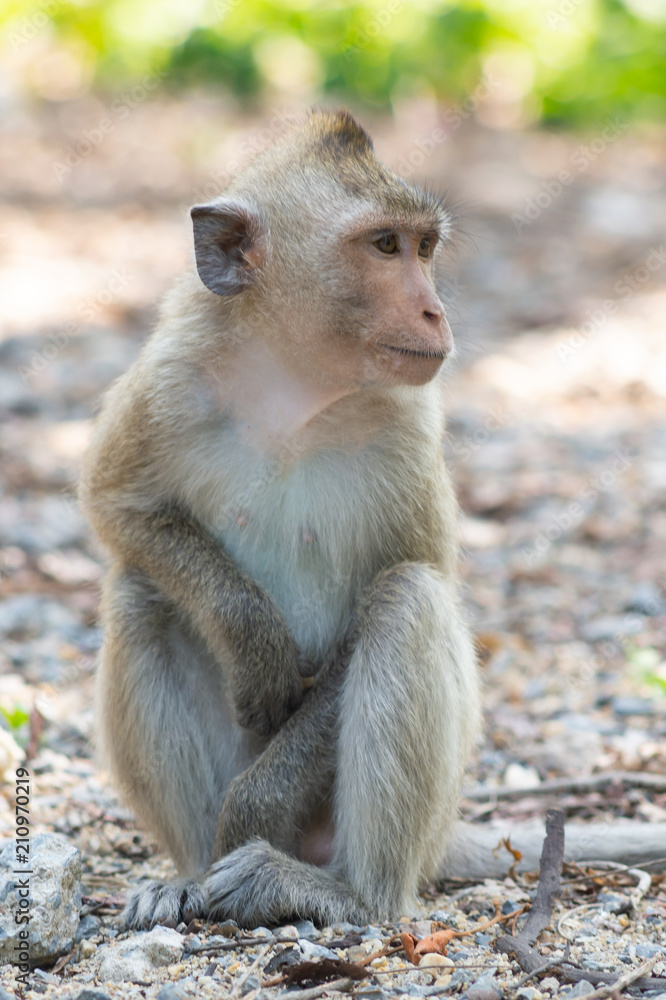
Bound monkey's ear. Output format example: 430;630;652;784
190;201;263;296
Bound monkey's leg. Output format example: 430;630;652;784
205;563;480;926
98;567;262;928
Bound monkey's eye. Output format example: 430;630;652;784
418;237;432;258
373;233;398;255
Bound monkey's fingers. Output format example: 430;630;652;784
297;652;317;678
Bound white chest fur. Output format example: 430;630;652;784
175;420;405;663
222;442;401;661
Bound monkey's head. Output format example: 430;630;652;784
191;109;454;390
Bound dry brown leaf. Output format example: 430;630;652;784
413;929;456;963
401;929;456;965
400;932;418;963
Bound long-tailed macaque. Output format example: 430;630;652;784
81;109;482;929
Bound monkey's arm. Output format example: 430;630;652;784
100;502;306;737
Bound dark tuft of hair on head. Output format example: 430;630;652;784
314;108;374;156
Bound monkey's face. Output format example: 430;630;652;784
322;223;453;389
190;108;455;393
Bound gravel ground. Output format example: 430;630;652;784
0;95;665;998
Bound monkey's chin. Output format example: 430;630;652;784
369;342;447;386
374;355;445;387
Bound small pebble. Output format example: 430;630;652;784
567;981;595;998
79;939;96;959
275;924;300;941
419;953;454;969
637;942;665;957
156;986;188;1000
293;919;319;940
75;915;101;942
299;938;337;960
211;919;239;938
240;974;261;995
361;925;384;940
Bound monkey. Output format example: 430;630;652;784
80;108;482;930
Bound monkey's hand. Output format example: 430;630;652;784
230;624;310;738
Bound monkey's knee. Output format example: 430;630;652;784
97;573;237;875
360;561;449;630
356;561;471;675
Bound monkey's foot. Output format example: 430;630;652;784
205;839;369;928
123;878;205;930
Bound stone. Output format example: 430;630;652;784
361;925;384;939
625;583;664;616
467;972;502;1000
75;915;101;941
299;937;337;960
419;953;454;969
567;981;595;997
75;992;112;1000
637;942;665;957
80;940;97;959
211;919;238;937
450;967;476;990
139;926;185;965
597;892;627;914
332;921;364;934
33;970;58;984
0;832;82;967
582;615;643;643
275;924;299;941
240;975;261;995
503;763;540;789
293;918;319;939
612;696;657;717
157;985;188;1000
97;926;184;983
475;932;492;946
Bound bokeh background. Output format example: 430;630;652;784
1;0;666;869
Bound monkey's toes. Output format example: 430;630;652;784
205;840;287;927
123;878;205;929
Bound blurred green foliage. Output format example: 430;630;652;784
4;0;666;125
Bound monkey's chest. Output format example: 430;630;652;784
210;448;401;662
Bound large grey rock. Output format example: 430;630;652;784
97;925;184;984
0;833;82;967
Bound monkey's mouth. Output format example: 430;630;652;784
379;343;446;359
